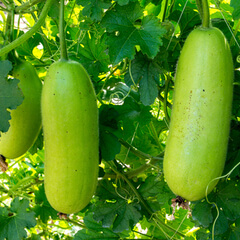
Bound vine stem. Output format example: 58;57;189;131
0;0;54;57
107;161;185;238
59;0;68;60
15;0;44;13
103;139;163;179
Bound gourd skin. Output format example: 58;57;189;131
163;27;233;202
0;61;42;159
41;60;99;214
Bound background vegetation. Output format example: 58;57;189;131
0;0;240;239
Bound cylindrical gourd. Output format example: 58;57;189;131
163;27;234;202
41;59;99;214
0;61;42;159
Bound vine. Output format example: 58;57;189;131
0;0;54;57
107;161;186;239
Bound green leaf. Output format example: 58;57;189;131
74;32;110;80
73;213;119;240
116;0;130;6
228;218;240;239
33;184;58;223
112;95;152;138
216;181;240;221
191;200;213;228
139;175;174;205
0;60;24;133
169;6;201;37
15;33;42;58
99;106;122;161
47;0;59;22
102;2;166;64
100;131;121;161
0;197;36;240
230;0;240;20
76;0;112;21
195;228;211;240
93;199;142;232
125;52;162;105
30;234;41;240
95;179;119;200
212;210;229;235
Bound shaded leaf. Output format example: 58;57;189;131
192;200;213;228
139;175;174;206
33;184;58;223
93;199;142;232
99;106;122;161
100;131;121;161
125;52;162;105
216;181;240;221
0;198;36;240
169;6;201;38
95;179;119;200
74;213;119;240
212;210;229;235
74;32;109;80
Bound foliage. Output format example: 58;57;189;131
0;0;240;239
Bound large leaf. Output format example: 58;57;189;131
0;60;24;133
125;52;162;105
93;199;142;232
191;200;213;228
0;197;36;240
74;32;110;80
102;2;166;64
74;213;120;240
139;175;174;203
216;181;240;221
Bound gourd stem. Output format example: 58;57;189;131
0;0;54;57
59;0;68;60
199;0;210;28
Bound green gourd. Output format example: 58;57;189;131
0;61;42;159
41;59;99;214
163;27;233;201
